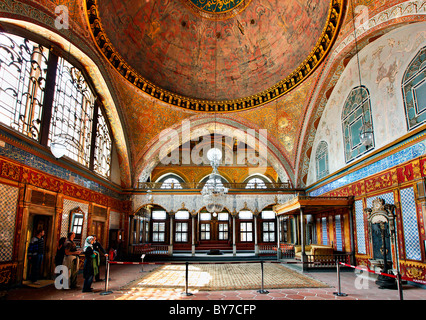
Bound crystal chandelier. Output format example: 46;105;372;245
201;148;228;214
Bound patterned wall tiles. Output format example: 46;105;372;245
0;183;19;262
400;187;422;261
366;192;395;208
109;211;120;229
62;199;89;242
309;139;426;196
355;200;366;255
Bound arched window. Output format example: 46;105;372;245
200;174;228;194
244;174;271;189
160;177;183;189
342;86;374;163
245;177;267;189
157;174;184;189
402;46;426;130
0;32;112;178
315;141;329;180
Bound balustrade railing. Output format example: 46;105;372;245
136;181;293;190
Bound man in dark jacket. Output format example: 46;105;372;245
29;229;45;284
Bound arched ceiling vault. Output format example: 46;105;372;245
135;116;293;187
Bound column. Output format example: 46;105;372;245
168;211;174;256
191;213;195;256
254;213;259;256
232;212;237;256
276;215;281;260
300;208;307;271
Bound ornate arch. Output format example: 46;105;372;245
135;115;293;187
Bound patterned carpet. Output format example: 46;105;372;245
122;263;329;291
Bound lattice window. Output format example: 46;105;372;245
0;33;49;140
315;141;329;180
402;46;426;130
262;222;275;242
342;86;374;163
240;222;253;242
49;56;95;167
152;222;165;242
200;223;210;240
175;222;188;242
218;223;228;240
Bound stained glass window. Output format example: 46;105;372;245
49;56;95;167
0;31;113;179
315;141;329;180
342;86;374;163
402;46;426;130
0;33;49;140
94;109;112;178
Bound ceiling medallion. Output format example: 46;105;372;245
184;0;252;20
85;0;346;113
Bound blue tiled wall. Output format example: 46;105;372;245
309;137;426;196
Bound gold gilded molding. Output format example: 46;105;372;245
84;0;346;113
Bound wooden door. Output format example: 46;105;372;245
90;220;105;247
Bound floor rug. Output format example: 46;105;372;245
122;263;329;291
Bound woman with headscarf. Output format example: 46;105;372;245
82;236;97;292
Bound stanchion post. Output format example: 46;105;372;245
181;261;193;296
257;260;269;294
333;262;347;297
100;256;113;295
140;254;145;273
396;272;404;301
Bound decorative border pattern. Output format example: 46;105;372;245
184;0;252;20
84;0;346;112
309;138;426;197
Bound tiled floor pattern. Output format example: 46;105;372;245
122;263;328;292
4;263;426;300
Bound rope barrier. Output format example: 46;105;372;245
108;260;283;265
336;261;404;300
338;262;397;279
100;258;284;295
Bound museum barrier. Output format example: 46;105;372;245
99;257;289;296
335;262;405;300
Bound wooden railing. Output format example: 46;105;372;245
305;253;352;268
132;244;169;255
258;244;296;258
258;244;278;255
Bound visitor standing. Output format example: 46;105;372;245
82;236;96;292
63;232;81;289
92;235;108;282
28;229;45;284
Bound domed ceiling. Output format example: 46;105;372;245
87;0;344;111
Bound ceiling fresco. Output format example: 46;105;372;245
87;0;344;111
